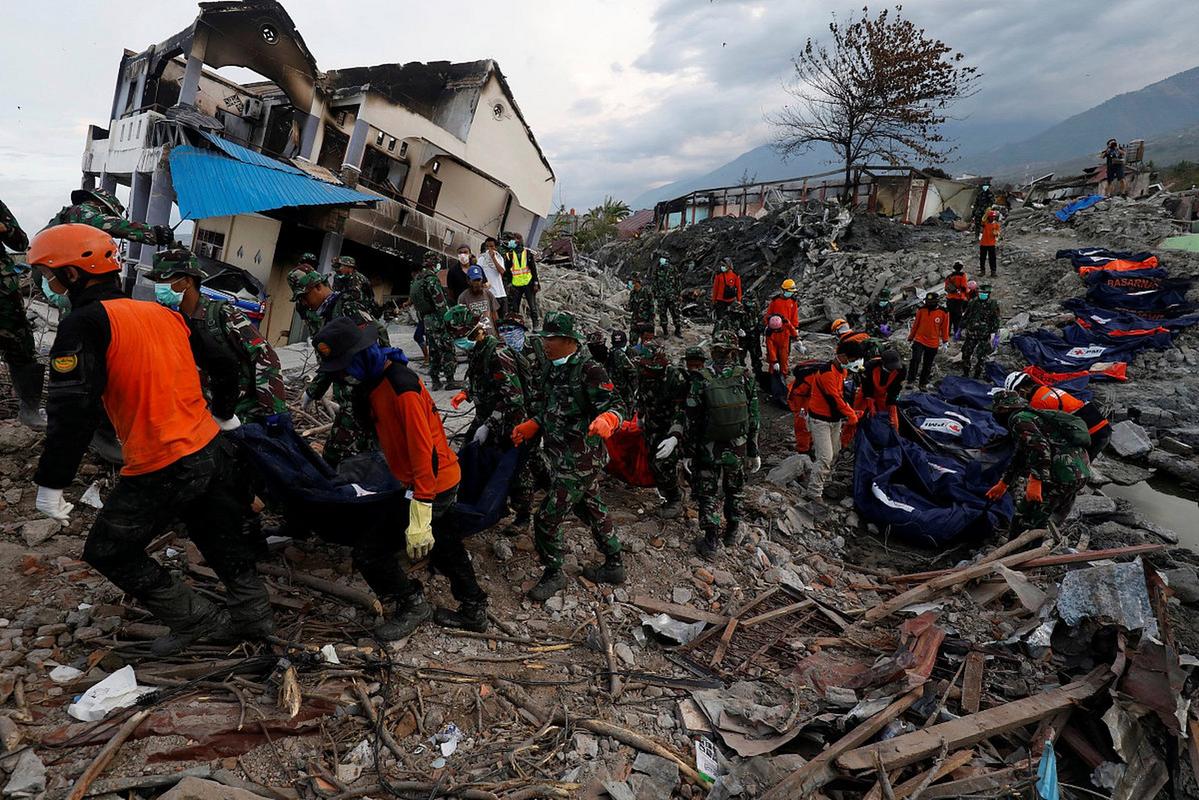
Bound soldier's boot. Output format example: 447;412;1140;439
581;552;625;586
723;522;741;547
223;571;277;641
143;579;236;657
675;326;683;338
502;511;532;537
11;363;47;431
527;568;567;601
658;494;683;520
433;600;489;632
375;592;433;641
694;530;720;559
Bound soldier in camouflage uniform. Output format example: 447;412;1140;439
586;330;638;414
332;255;379;317
150;249;287;424
959;283;1001;379
651;255;683;337
47;188;172;247
863;288;896;338
987;391;1091;533
409;252;457;390
635;343;690;518
0;198;45;429
445;304;535;530
713;299;764;375
512;311;626;601
683;331;761;557
626;275;655;341
289;267;388;466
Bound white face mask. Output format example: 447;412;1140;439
458;253;470;265
848;358;865;372
551;355;570;367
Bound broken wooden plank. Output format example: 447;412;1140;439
886;748;974;800
257;563;382;615
887;528;1045;583
864;545;1051;622
760;688;922;800
67;709;152;800
741;599;814;628
836;667;1110;772
710;618;738;667
961;652;984;715
918;764;1029;799
889;543;1165;584
632;594;730;626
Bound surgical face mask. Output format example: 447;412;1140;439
154;282;184;309
551;354;570;367
507;239;517;248
978;292;990;301
453;337;477;351
783;291;794;299
457;253;470;265
848;358;865;373
720;265;728;273
626;281;634;290
878;300;889;307
659;257;667;266
41;276;70;311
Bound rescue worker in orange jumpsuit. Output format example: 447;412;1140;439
764;279;799;375
28;225;273;656
831;318;870;357
944;262;970;338
906;293;950;389
711;257;742;320
858;348;906;428
1005;371;1111;461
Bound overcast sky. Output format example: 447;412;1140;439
1;0;1195;229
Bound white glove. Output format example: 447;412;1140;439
320;397;340;417
748;456;762;473
406;500;435;560
939;342;949;351
472;424;490;445
214;416;241;431
302;391;317;412
35;486;73;525
655;435;678;460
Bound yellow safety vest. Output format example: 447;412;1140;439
510;248;532;287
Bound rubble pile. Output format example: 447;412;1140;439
533;258;628;331
1005;193;1186;252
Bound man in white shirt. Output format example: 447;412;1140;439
477;237;508;316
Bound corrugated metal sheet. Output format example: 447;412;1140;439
199;132;306;175
170;145;377;220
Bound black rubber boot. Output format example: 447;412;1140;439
658;495;683;520
527;568;566;601
433;601;489;632
375;592;433;641
723;523;740;547
581;552;626;585
694;531;720;559
224;571;276;640
11;363;46;431
502;512;531;537
143;579;235;657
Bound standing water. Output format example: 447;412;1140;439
1102;475;1199;552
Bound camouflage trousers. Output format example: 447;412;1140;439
323;381;377;467
423;315;456;385
657;299;681;334
644;427;681;501
533;454;620;570
1012;478;1085;533
0;289;36;369
960;334;991;379
695;441;747;535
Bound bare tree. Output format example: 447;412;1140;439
769;5;979;201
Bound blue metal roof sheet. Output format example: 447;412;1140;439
199;132;306;175
169;145;377;220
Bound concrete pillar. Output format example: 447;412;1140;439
343;113;369;171
131;64;148;114
299;111;322;161
138;156;175;268
81;174;96;192
317;231;343;275
100;173;118;194
112;74;131;121
127;170;151;263
179;29;208;107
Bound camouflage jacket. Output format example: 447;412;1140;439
627;286;655;324
465;335;527;435
863;302;895;336
0;198;29;292
961;298;1001;337
409;268;449;318
305;291;388;399
192;296;287;422
1002;410;1089;488
333;270;376;312
682;358;760;457
533;349;622;457
47;203;163;245
606;346;639;410
713;303;756;339
636;365;690;441
652;261;681;299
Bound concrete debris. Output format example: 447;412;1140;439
1164;567;1199;604
1108;420;1153;458
1057;558;1159;637
2;750;45;798
20;518;60;547
159;777;270;800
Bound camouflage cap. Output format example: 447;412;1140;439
684;345;706;361
499;312;528;331
298;252;319;266
422;250;441;266
149;247;203;281
444;304;482;335
585;330;607;346
335;255;356;268
288;267;327;299
636;342;668;370
878;287;893;299
991;390;1027;417
536;310;582;340
979;283;993;293
70;187;126;218
711;330;741;352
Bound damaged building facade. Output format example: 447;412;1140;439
79;0;555;343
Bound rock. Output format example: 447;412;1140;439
160;777;274;800
614;642;635;666
602;780;636;800
0;673;14;705
1164;567;1199;604
492;538;514;562
672;587;693;605
1068;494;1118;519
20;519;60;547
1159;436;1195;457
0;424;38;456
1109;420;1153;458
766;454;810;486
633;752;680;795
0;716;20;753
544;596;564;613
1091;457;1154;486
2;750;45;797
712;569;736;587
573;732;599;759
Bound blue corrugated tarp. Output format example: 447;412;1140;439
169;144;377;220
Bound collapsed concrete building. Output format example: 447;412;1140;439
79;0;555;343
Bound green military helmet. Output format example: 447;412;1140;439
335;255;356;269
298;252;319;267
149;247;203;281
636;342;668;371
711;330;741;353
537;310;582;341
878;287;893;300
444;303;482;336
991;389;1027;418
70;187;125;218
288;267;326;299
422;249;441;266
979;283;993;294
684;345;706;361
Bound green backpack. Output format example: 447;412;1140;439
703;368;750;442
1032;409;1092;449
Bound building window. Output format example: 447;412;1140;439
399;141;408;157
387;136;397;152
194;227;226;260
336;109;348;127
431;158;441;174
375;131;385;147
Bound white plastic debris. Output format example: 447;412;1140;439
67;665;154;721
431;722;463;757
49;665;84;683
640;614;706;646
80;481;105;509
320;644;341;664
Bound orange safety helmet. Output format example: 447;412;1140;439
28;224;121;275
830;318;849;334
781;278;797;292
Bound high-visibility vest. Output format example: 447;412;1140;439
510;249;532;287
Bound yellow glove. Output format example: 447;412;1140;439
406;500;435;560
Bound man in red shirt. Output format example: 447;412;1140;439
906;293;950;389
943;262;969;337
979;210;1001;276
313;317;488;638
711;257;742;320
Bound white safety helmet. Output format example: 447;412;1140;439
1003;371;1031;392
